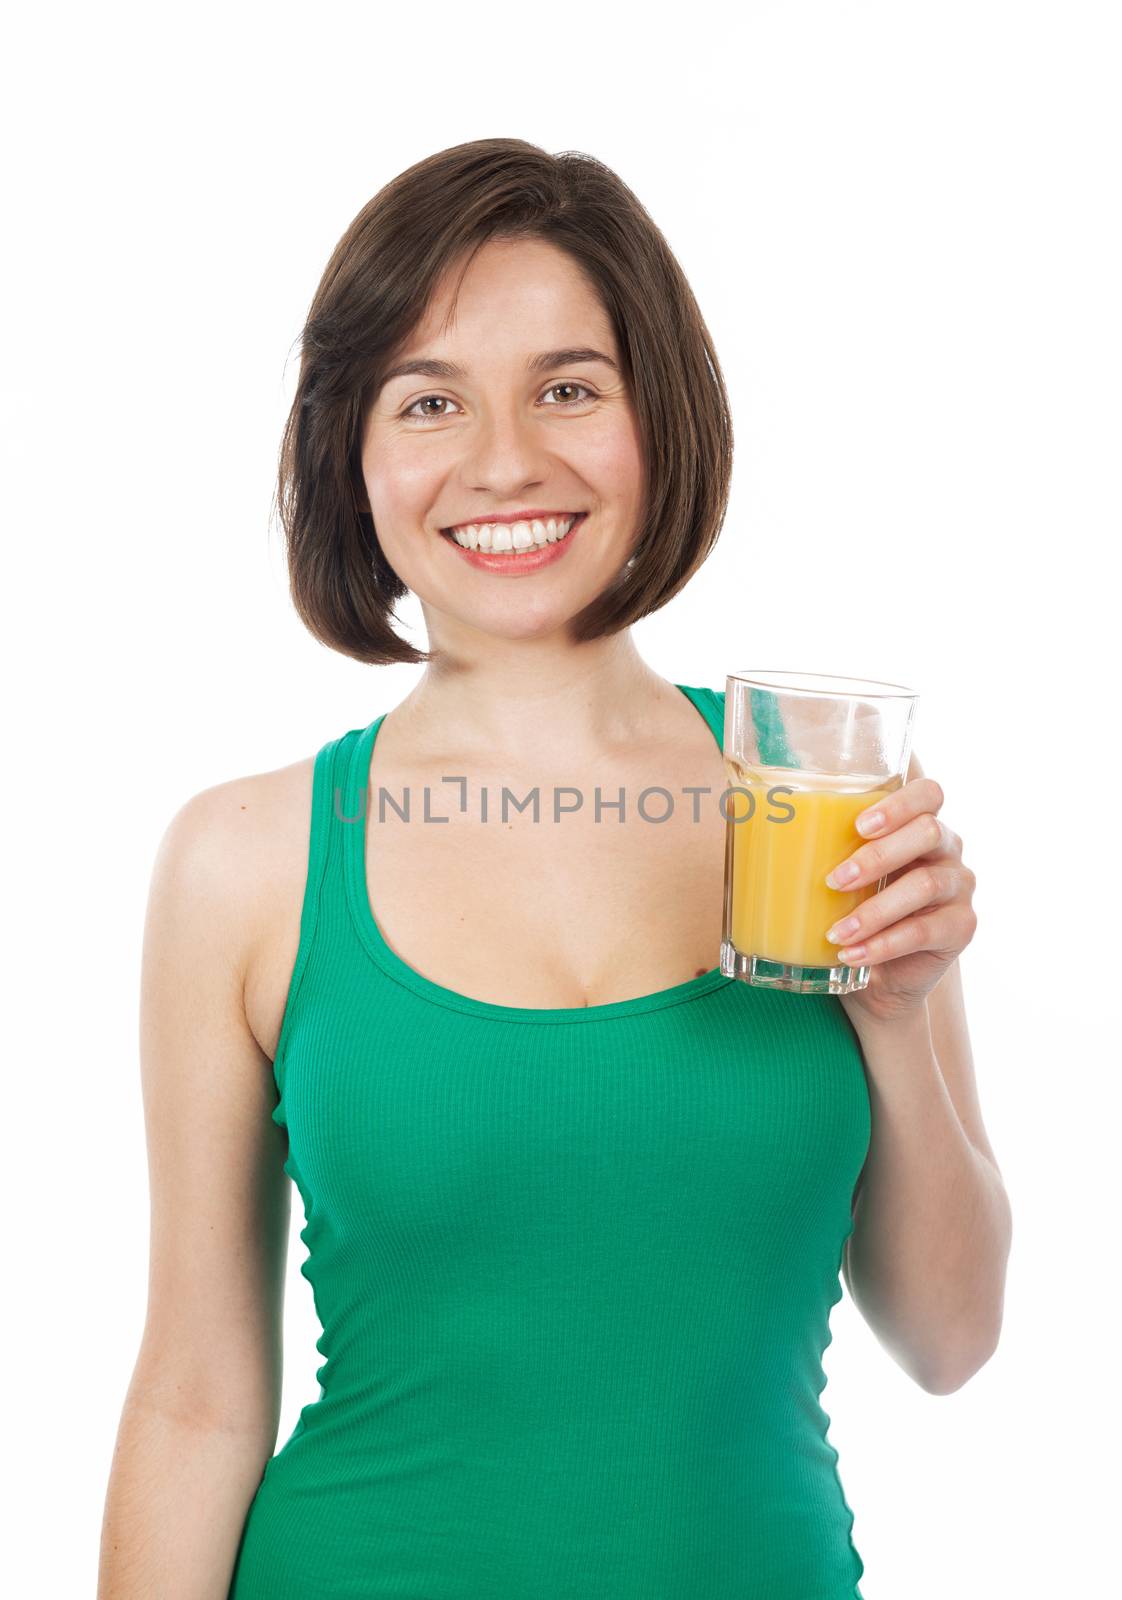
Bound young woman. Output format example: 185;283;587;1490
99;138;1011;1600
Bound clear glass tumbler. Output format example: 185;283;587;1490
719;669;919;995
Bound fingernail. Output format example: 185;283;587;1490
856;810;884;836
826;860;860;888
827;916;860;943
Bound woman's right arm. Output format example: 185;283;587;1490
98;781;291;1599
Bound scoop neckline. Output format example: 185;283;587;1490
342;682;734;1024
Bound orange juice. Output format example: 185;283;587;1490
723;760;902;968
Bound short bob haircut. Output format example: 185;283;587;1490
278;137;734;666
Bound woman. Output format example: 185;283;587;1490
98;139;1012;1599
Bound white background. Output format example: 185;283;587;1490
5;2;1118;1594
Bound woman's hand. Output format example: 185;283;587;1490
823;761;977;1029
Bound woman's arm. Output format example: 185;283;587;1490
98;782;290;1598
829;748;1012;1395
842;971;1012;1395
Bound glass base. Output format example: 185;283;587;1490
720;939;871;995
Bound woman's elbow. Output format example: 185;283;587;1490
916;1318;1005;1395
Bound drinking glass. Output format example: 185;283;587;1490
719;669;919;995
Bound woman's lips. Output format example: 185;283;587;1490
440;514;587;574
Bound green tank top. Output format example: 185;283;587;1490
228;684;871;1599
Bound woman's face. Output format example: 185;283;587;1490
360;236;644;645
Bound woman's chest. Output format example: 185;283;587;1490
360;747;730;1010
246;738;732;1062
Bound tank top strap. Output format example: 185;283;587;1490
675;682;726;753
272;721;374;1095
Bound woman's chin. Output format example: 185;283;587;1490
420;587;601;644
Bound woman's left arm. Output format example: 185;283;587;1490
823;751;1013;1395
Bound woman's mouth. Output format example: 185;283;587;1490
439;513;587;574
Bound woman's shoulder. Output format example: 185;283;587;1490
152;752;320;974
164;751;316;867
161;716;376;898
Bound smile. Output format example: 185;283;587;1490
439;513;587;574
441;513;583;552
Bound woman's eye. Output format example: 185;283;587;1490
400;382;596;424
402;395;459;421
541;382;595;407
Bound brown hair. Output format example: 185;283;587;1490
277;138;734;665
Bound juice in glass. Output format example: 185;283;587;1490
724;761;902;970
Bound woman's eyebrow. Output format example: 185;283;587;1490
378;347;621;387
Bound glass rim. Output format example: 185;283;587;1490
726;668;918;700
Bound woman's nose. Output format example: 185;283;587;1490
459;403;552;488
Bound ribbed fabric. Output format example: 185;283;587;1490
227;684;871;1600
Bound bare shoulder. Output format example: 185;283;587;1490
164;754;314;871
154;754;318;1063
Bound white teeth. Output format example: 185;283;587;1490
448;514;579;551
